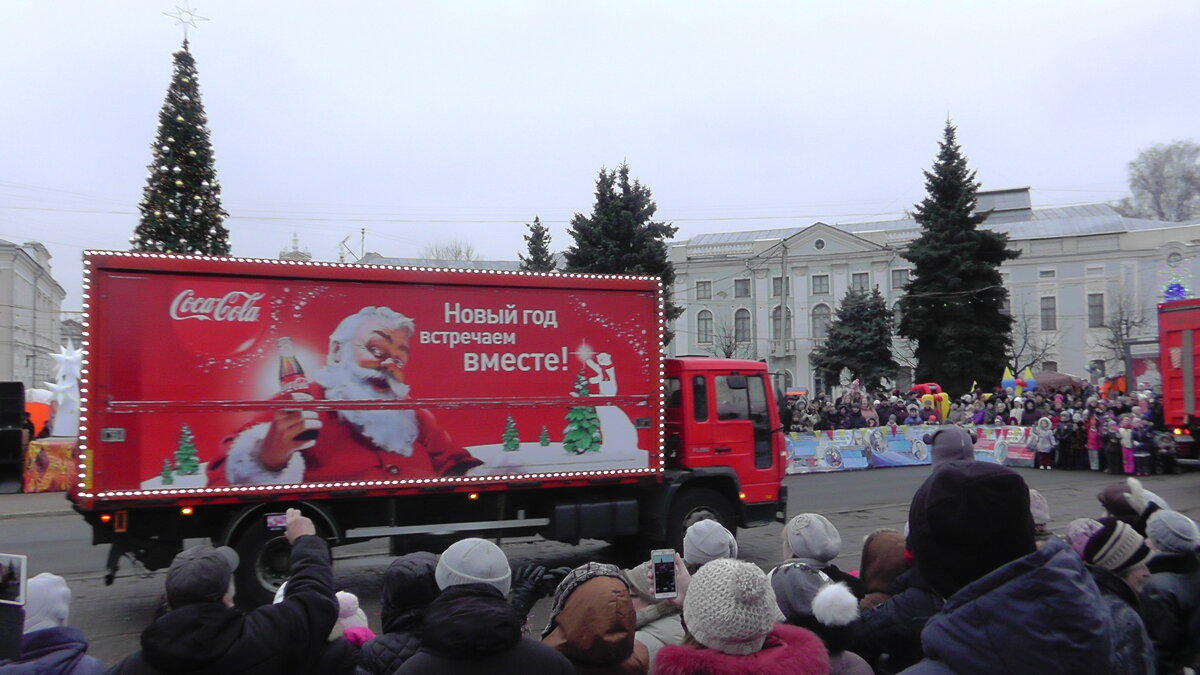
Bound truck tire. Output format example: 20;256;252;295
231;512;330;609
665;487;736;552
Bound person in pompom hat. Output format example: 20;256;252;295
399;537;572;675
899;461;1119;674
1079;518;1156;675
541;562;649;674
769;563;873;674
781;513;863;597
682;519;737;572
1139;510;1200;674
653;558;829;675
0;572;104;674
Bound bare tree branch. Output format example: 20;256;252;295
421;240;481;261
1096;292;1149;373
707;320;757;360
1004;304;1058;374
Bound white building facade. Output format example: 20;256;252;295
0;241;65;389
669;188;1200;395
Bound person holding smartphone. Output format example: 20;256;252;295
106;508;338;675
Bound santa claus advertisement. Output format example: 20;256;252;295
88;269;659;493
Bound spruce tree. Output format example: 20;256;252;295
174;423;201;475
565;163;681;344
160;458;175;486
898;121;1019;395
539;425;551;446
502;415;520;451
519;216;557;272
563;373;602;454
810;288;898;392
131;41;230;255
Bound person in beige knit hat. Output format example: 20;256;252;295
653;558;829;674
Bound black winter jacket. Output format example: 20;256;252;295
848;568;944;673
356;552;439;675
104;535;337;675
396;583;573;675
1141;553;1200;674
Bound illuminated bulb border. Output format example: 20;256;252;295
75;250;667;494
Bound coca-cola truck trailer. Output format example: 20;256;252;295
1156;299;1200;468
70;252;789;604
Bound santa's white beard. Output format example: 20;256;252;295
314;361;419;457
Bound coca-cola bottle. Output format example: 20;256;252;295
278;337;319;441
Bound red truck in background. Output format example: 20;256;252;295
70;252;789;605
1155;299;1200;468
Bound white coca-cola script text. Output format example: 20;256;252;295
169;290;265;322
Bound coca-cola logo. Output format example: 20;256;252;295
170;290;265;322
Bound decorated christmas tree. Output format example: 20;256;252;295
502;416;520;451
539;425;551;446
160;458;175;485
174;424;201;474
131;40;230;255
563;373;602;454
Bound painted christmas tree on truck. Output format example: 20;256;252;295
563;372;602;454
502;416;520;451
174;424;201;475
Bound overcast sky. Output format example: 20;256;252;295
3;1;1198;312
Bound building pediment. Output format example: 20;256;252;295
780;222;886;256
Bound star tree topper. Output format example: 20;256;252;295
164;1;209;40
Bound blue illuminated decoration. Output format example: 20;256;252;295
1164;283;1188;302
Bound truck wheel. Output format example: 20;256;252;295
231;514;329;609
666;487;736;552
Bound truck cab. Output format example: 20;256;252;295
661;358;788;536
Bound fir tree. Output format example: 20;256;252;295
563;373;602;454
160;458;175;485
898;121;1019;395
174;423;201;475
539;425;551;446
502;415;520;451
565;163;681;344
810;288;898;392
519;216;557;272
132;41;230;256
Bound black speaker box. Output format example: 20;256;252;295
0;382;23;429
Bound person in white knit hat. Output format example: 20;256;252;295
682;519;738;572
653;558;829;674
781;513;863;598
434;537;513;595
0;572;104;673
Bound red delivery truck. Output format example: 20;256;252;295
70;252;789;604
1156;299;1200;468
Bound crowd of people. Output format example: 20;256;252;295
786;381;1181;476
3;459;1198;675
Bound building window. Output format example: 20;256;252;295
696;280;711;300
891;269;910;290
851;272;870;292
814;239;826;250
1040;296;1057;331
1000;296;1011;315
1042;360;1058;372
1038;269;1056;279
734;278;750;298
1088;293;1105;328
734;308;751;342
697;309;713;343
892;302;903;333
812;304;831;339
772;276;790;297
772;306;792;340
812;275;830;295
1086;265;1104;277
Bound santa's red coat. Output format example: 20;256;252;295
207;385;482;485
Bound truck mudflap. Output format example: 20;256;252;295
542;499;640;544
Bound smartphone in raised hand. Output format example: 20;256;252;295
652;549;677;599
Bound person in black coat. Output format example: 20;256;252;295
356;552;439;675
396;538;572;675
847;567;944;673
105;508;338;675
